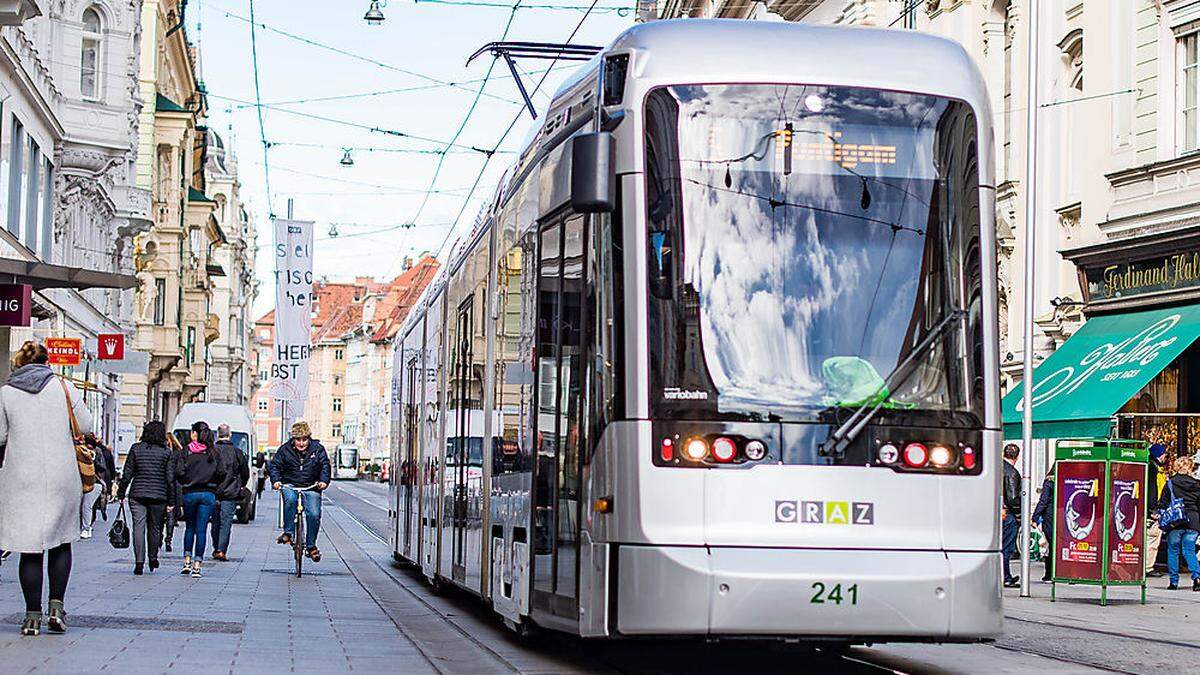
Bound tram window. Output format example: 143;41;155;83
642;84;984;438
493;234;536;475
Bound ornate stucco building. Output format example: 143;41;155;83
119;0;221;431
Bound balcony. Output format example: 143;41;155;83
0;0;40;26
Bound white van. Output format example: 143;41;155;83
171;403;258;522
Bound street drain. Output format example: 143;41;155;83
1;614;244;634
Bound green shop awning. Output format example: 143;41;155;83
1002;304;1200;439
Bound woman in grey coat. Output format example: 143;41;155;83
0;341;93;636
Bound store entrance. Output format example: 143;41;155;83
1115;339;1200;466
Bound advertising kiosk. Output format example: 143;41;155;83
1051;439;1149;605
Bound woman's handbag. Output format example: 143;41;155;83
108;502;130;549
1157;480;1187;529
57;378;96;494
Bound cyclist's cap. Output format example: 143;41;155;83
291;420;312;439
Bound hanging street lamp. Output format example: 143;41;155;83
340;148;355;167
364;1;386;25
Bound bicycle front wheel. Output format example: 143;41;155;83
294;511;304;578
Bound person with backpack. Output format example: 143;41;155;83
0;341;93;636
208;424;249;561
117;422;174;575
1156;455;1200;591
174;421;226;578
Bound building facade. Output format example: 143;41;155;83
204;128;256;407
0;1;145;444
120;0;222;436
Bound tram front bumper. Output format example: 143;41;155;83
616;545;1002;640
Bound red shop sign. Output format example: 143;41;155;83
45;337;83;367
97;333;125;360
0;283;31;327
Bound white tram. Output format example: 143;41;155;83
388;20;1003;642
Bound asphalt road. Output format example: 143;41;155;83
325;480;1125;674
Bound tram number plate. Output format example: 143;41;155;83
810;582;859;606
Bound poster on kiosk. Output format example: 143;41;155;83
1052;439;1148;605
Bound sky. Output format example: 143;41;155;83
188;0;636;317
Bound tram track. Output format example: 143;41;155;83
327;484;923;674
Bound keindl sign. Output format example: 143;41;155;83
270;219;315;415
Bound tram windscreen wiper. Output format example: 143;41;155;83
821;309;967;458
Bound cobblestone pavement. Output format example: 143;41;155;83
4;481;1197;674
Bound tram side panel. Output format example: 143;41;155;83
421;292;447;578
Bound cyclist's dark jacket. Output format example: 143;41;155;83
268;439;331;488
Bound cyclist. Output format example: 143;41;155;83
269;421;330;562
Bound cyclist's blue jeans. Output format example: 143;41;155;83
1166;527;1200;585
282;488;321;548
182;491;217;561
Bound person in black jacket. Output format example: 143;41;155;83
1001;443;1022;588
269;421;330;562
175;421;226;578
1030;466;1055;582
1156;456;1200;591
117;422;174;575
162;433;184;552
208;424;249;562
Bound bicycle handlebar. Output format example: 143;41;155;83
282;483;321;491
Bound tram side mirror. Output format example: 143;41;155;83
570;132;616;213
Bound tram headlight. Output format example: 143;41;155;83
744;439;767;461
929;445;952;467
877;443;899;464
683;438;709;461
711;437;737;463
902;442;929;468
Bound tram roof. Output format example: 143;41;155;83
568;19;989;107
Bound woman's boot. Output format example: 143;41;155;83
19;611;39;636
46;600;66;634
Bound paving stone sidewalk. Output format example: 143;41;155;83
0;493;434;674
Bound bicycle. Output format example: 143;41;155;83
280;483;320;578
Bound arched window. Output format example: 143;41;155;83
80;8;102;99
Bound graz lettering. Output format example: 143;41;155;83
774;500;875;525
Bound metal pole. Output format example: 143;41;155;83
280;198;296;441
1019;0;1041;599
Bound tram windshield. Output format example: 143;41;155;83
644;84;984;425
337;447;358;469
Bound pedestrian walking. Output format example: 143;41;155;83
1031;466;1055;582
1156;455;1200;591
209;424;249;561
1145;444;1168;577
174;421;226;578
117;421;174;575
0;341;93;636
162;432;184;551
1001;443;1022;588
253;450;268;499
78;434;112;540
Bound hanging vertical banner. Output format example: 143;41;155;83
270;219;315;416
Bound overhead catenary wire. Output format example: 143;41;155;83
408;0;524;227
432;0;603;261
212;6;522;106
247;0;273;217
206;92;500;156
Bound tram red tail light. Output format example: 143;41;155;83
902;443;929;468
711;437;737;463
660;438;674;462
962;446;977;470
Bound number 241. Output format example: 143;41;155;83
810;582;858;605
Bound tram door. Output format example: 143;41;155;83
532;212;588;619
403;356;420;557
450;298;474;582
